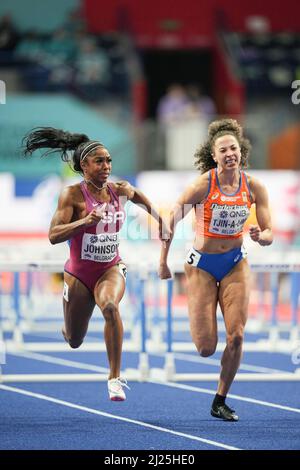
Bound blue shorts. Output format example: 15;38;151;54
185;246;247;282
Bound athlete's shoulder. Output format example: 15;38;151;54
63;182;82;195
246;174;266;192
66;182;82;191
111;180;135;198
59;183;83;204
246;174;267;203
243;171;253;182
191;170;211;197
192;170;211;188
113;179;131;189
177;171;210;206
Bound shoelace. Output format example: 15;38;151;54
114;377;131;390
219;404;236;414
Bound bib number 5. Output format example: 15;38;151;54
185;248;201;267
187;253;196;265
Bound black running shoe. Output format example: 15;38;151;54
211;403;239;421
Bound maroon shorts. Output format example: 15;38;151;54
64;256;126;294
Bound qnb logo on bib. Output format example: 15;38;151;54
81;232;119;262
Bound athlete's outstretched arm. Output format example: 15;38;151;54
115;180;158;216
49;187;103;244
249;177;273;246
115;180;167;238
159;174;209;279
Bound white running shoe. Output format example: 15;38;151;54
107;377;130;401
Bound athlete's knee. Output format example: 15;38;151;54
199;346;217;357
69;338;83;349
194;338;217;357
227;330;244;351
62;329;84;349
102;301;119;323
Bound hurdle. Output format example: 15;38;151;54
0;260;146;383
0;259;300;383
147;260;300;382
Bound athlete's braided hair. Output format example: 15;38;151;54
23;127;104;173
194;119;251;174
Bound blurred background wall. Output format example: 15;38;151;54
0;0;80;32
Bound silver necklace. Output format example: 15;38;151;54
85;179;107;192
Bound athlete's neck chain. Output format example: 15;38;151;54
85;179;107;192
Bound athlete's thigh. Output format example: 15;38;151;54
218;259;250;333
94;264;126;310
184;263;219;336
63;272;95;334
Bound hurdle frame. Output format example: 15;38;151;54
0;259;300;383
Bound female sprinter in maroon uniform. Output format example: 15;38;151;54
24;127;161;401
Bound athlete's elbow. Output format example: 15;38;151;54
266;228;274;245
261;239;273;247
49;231;59;245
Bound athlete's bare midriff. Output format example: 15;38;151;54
193;234;243;253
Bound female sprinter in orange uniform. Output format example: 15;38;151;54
159;119;273;421
24;127;161;402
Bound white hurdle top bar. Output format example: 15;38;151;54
1;260;300;273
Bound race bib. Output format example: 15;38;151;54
81;232;119;263
209;204;250;236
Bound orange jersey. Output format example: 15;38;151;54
195;168;253;239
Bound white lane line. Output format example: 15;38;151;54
8;351;300;414
9;351;108;373
164;352;293;374
9;349;289;377
0;384;240;451
153;381;300;414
